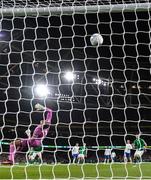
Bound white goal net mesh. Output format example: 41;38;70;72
0;0;151;179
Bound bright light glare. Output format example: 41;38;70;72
64;71;75;81
94;78;102;85
35;84;49;97
97;79;102;85
93;78;109;86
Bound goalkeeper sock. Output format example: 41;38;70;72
8;144;15;163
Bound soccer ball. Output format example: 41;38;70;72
90;33;103;46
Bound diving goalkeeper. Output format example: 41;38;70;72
6;103;52;164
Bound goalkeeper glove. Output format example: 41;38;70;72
25;129;31;137
35;103;45;111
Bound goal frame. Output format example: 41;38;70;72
0;3;151;17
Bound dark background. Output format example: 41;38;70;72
0;8;151;161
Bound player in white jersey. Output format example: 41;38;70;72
104;147;111;163
72;143;79;164
124;140;132;163
111;151;116;163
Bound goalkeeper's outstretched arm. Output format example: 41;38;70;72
35;103;53;124
32;103;53;138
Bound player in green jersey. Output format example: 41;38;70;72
133;134;147;163
77;143;87;164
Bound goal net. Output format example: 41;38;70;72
0;0;151;179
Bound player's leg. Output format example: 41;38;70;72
124;157;127;163
72;154;75;164
73;158;77;164
77;156;80;164
80;155;85;164
80;156;84;164
8;140;22;164
4;139;26;164
133;150;141;164
124;153;128;163
107;155;111;163
133;155;137;164
37;151;42;164
78;155;82;164
111;158;115;163
137;150;144;163
129;156;132;163
104;155;106;163
8;139;30;164
75;154;79;164
128;153;132;163
76;154;79;163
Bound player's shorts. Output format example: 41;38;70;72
78;154;85;158
72;154;79;159
19;139;42;151
104;155;111;159
18;139;29;151
124;152;131;158
134;149;144;158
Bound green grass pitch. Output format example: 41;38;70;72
0;163;151;179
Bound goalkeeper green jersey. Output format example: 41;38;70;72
79;146;87;155
133;138;146;150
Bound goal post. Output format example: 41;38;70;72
0;3;151;17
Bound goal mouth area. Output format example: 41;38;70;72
0;1;151;179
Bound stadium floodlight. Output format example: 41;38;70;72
93;78;109;86
97;79;102;85
132;85;136;89
93;78;102;85
64;71;75;81
34;84;49;97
